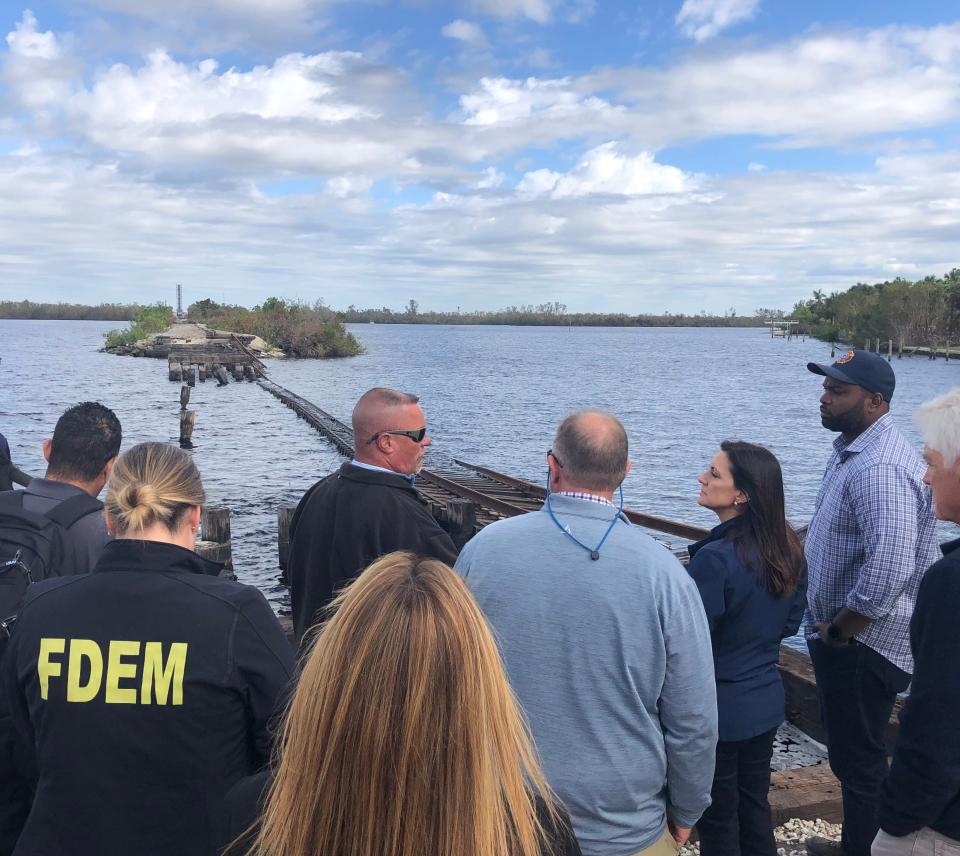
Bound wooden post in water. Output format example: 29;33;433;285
185;365;196;387
445;499;477;550
232;365;244;382
180;385;190;412
277;506;296;583
197;363;206;383
214;365;230;386
875;338;880;354
169;360;183;382
243;365;255;382
865;340;870;352
830;343;835;358
179;410;196;448
197;507;233;574
887;339;892;362
947;343;951;363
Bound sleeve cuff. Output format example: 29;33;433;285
845;591;891;620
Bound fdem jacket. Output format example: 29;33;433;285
288;463;458;643
1;538;295;856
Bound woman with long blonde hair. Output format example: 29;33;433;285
223;551;580;856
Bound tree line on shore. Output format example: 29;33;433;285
0;300;138;321
791;269;960;348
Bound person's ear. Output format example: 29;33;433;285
623;459;633;479
42;439;52;463
188;505;202;535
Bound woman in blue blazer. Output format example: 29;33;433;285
688;440;806;856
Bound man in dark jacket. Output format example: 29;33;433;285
0;434;32;493
874;387;960;856
288;388;457;643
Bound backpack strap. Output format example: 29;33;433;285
45;493;104;529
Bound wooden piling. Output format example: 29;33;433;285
197;363;206;383
277;506;296;582
243;365;255;382
898;337;903;358
197;506;233;574
179;409;196;448
180;385;191;412
214;365;230;386
864;339;870;352
232;365;244;382
830;343;835;358
169;361;183;382
887;339;892;362
444;499;477;550
875;337;880;354
185;365;196;387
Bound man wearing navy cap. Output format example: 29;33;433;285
803;350;937;856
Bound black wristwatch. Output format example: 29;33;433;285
827;623;843;642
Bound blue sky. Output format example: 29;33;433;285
1;0;959;313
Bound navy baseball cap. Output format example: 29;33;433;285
807;350;896;402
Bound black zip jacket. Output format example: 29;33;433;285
1;538;295;856
880;537;960;840
289;463;458;643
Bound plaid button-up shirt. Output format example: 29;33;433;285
804;413;938;673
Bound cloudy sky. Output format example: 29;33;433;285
1;0;959;312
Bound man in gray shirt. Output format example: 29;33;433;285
20;402;122;573
455;410;717;856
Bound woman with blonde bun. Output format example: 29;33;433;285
221;550;582;856
1;442;294;856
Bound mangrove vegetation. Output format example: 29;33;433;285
791;269;960;348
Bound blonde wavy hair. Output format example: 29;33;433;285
105;442;205;535
252;551;557;856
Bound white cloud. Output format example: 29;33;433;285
470;0;555;24
748;162;766;172
442;19;487;47
518;143;695;197
476;166;505;188
676;0;760;42
6;10;60;59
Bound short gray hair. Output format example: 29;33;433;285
352;387;421;441
914;388;960;466
552;410;629;491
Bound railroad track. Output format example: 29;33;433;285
258;378;709;546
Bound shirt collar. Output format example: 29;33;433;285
555;490;614;508
349;459;416;485
688;514;746;559
832;411;894;457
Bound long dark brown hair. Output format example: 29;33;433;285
721;440;805;597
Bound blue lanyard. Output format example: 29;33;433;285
545;476;625;561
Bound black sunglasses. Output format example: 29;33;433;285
368;427;427;444
547;449;563;468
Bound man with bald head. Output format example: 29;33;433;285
455;410;717;856
288;387;457;643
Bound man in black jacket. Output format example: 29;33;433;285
874;388;960;856
288;388;457;644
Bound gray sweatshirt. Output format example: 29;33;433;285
455;495;717;856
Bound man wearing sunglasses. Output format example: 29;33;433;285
288;387;458;645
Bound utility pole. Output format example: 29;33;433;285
176;283;183;319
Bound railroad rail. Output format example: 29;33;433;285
257;378;709;547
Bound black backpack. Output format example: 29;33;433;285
0;491;103;638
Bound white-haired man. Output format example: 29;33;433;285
873;388;960;856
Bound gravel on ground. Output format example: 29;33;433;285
680;818;842;855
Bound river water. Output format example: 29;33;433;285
2;320;958;614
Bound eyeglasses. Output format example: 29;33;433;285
367;427;427;445
547;449;563;468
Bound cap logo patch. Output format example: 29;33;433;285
836;350;856;364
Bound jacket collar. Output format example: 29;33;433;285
337;461;419;493
94;538;224;576
688;514;746;559
941;537;960;557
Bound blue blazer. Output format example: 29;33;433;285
687;516;807;742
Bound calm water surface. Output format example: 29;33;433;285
3;320;959;614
